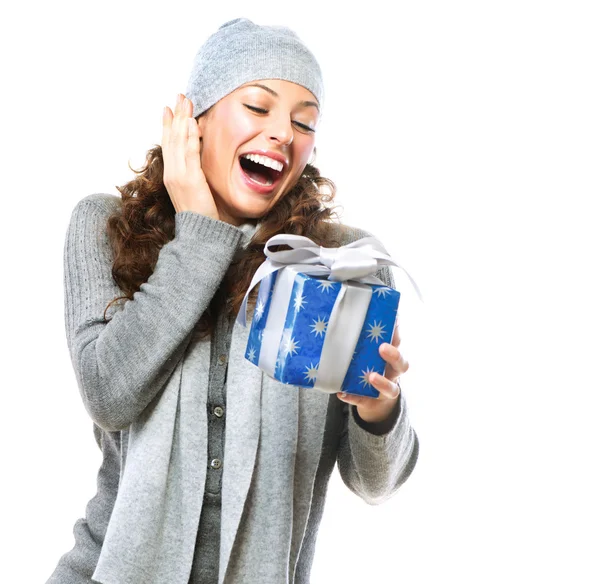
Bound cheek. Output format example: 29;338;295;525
283;140;315;187
291;148;313;183
206;117;258;173
201;129;241;177
300;134;316;159
199;143;219;179
220;104;257;141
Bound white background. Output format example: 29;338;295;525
2;1;599;582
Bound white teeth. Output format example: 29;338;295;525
242;153;284;173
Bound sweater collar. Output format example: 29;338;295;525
237;219;260;247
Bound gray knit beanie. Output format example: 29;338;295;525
184;18;324;119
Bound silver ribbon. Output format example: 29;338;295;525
235;234;422;393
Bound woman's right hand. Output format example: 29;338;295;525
161;94;220;220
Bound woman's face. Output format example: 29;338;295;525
195;79;319;226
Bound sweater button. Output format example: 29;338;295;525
210;458;222;469
218;354;227;365
213;406;224;418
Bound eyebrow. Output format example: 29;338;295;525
243;83;320;112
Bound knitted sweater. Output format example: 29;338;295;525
45;193;419;584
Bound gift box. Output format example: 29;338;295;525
236;233;420;397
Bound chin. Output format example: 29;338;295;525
224;199;265;223
240;188;281;210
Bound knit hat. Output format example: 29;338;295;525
184;17;324;119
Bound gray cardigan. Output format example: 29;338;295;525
46;193;419;584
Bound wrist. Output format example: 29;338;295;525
356;397;399;424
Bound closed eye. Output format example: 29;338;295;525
244;104;315;133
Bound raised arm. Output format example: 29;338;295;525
64;194;243;432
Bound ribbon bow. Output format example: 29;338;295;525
236;233;422;327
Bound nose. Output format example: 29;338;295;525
267;114;294;146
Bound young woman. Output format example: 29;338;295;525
47;18;419;584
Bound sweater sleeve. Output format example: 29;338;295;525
45;424;120;583
337;391;419;505
335;231;420;504
63;194;244;432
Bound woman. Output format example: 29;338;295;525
47;18;419;584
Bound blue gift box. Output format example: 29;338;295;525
244;268;400;397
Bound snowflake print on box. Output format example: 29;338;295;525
275;274;341;386
245;270;277;366
342;283;399;397
244;269;400;398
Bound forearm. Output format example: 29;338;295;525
337;393;418;504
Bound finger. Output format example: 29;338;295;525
170;95;188;177
392;320;401;347
161;106;173;151
380;343;409;377
369;372;400;400
161;106;177;187
186;117;201;170
174;92;182;115
163;95;182;170
183;98;201;174
336;391;371;406
170;94;185;150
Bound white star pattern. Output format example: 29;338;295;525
310;316;328;338
281;328;300;359
359;366;377;388
281;328;300;357
366;320;386;343
374;286;393;298
254;298;266;321
247;347;257;363
293;290;307;312
304;361;319;383
317;279;336;293
284;336;300;356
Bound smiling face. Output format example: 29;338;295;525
195;79;319;226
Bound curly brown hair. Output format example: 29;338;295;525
102;119;344;339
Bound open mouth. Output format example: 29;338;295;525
238;155;284;187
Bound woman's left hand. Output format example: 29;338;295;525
337;323;409;424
